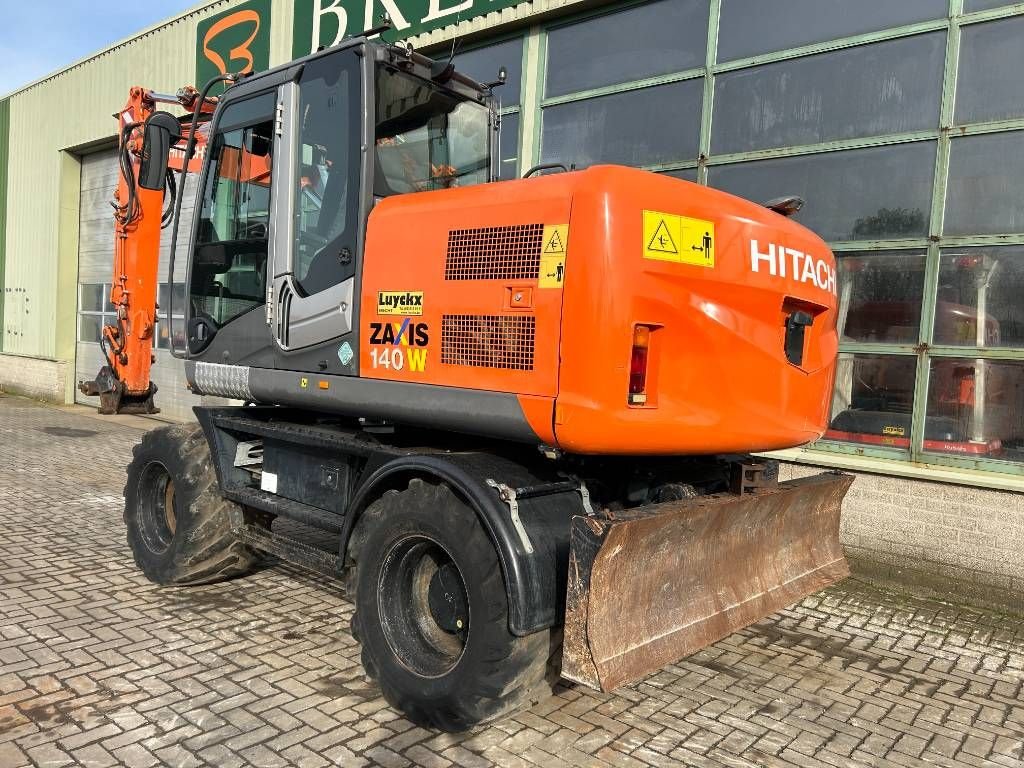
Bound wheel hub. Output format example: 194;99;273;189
427;562;467;633
377;536;470;678
136;461;177;555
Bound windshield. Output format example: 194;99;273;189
374;65;490;196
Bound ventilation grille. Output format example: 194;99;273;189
441;314;536;371
445;224;544;280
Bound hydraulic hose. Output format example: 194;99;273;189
165;73;237;360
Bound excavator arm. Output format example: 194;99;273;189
78;86;213;414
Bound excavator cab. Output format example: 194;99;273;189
157;40;498;373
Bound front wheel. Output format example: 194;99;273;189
124;424;256;585
352;479;556;731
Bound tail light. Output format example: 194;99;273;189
629;325;651;405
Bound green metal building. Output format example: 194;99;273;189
1;0;1023;607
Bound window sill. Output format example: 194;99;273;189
761;446;1024;493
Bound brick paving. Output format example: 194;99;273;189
2;392;1024;768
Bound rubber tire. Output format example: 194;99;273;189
124;423;256;585
352;478;555;731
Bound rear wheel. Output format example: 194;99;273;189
124;424;256;585
352;479;555;731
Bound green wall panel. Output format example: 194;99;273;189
0;97;8;352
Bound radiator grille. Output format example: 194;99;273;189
441;314;536;371
445;224;544;280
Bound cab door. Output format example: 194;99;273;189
270;45;367;368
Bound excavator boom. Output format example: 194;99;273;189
78;85;211;414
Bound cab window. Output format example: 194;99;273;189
190;92;276;328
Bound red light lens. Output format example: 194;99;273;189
629;325;650;403
629;346;648;394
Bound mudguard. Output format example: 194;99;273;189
344;452;586;636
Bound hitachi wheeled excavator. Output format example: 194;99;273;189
80;30;852;730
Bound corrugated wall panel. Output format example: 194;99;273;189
1;1;237;358
0;97;8;351
1;0;551;360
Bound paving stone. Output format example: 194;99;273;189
2;393;1024;767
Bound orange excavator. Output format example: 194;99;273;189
81;32;852;731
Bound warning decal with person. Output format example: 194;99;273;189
642;210;715;268
540;224;568;288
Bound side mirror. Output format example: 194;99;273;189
139;111;182;191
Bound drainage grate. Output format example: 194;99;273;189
445;224;544;280
441;314;536;371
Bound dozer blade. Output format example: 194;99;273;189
561;471;853;692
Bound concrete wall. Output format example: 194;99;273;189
0;354;67;402
781;462;1024;614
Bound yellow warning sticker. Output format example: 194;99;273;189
642;210;715;268
540;224;568;288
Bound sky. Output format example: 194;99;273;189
0;0;198;96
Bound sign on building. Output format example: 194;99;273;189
292;0;522;58
195;0;272;92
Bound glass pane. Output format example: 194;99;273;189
375;65;490;196
955;16;1024;125
156;317;186;351
79;283;108;313
712;33;945;154
455;37;523;106
945;132;1024;236
964;0;1016;10
79;314;104;344
718;0;947;61
709;143;935;242
191;94;275;328
924;358;1024;462
837;251;927;343
659;168;699;182
935;247;1024;348
498;112;520;181
294;55;361;297
157;283;186;317
546;0;709;97
825;354;917;449
542;81;702;169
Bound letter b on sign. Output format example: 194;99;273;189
196;0;272;95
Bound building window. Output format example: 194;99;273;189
78;282;185;352
542;81;702;169
709;143;936;242
544;0;708;98
716;0;946;62
78;283;110;344
539;1;705;175
712;33;945;154
157;283;187;351
427;0;1024;479
454;36;524;179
